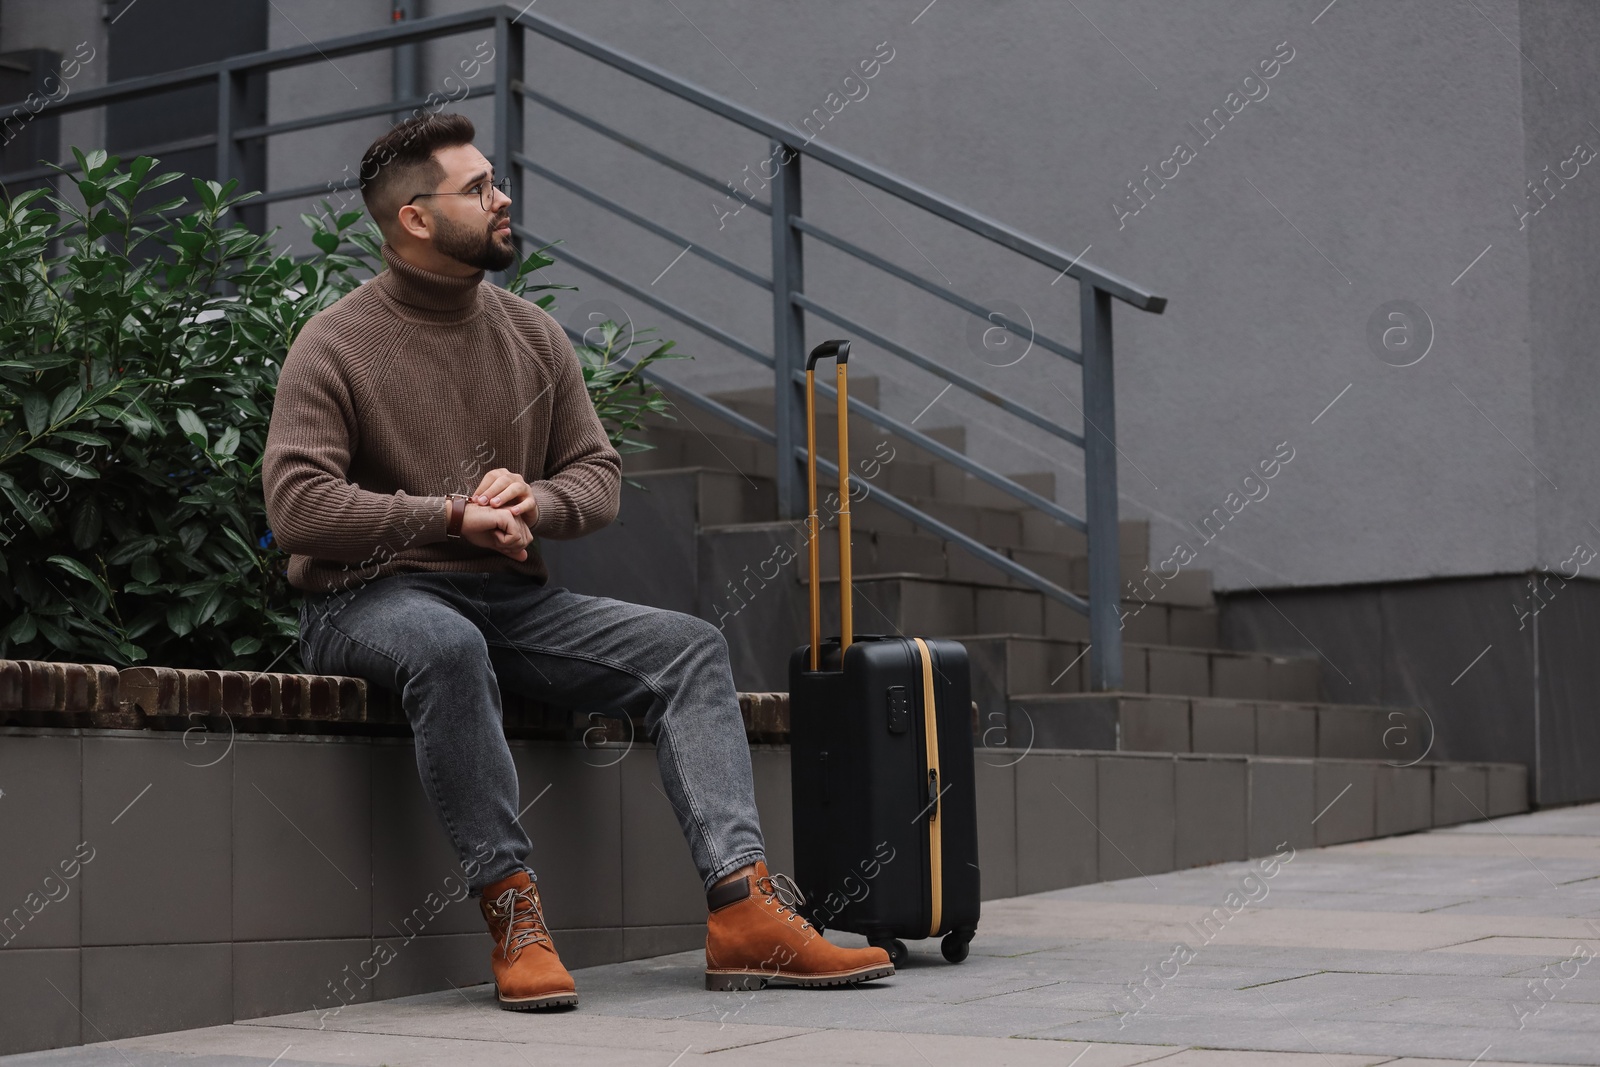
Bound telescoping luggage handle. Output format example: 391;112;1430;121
805;339;852;671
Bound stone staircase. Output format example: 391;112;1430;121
543;374;1525;823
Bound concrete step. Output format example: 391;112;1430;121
954;633;1313;715
813;576;1224;651
706;387;977;472
648;400;1074;514
932;467;1056;509
992;691;1432;761
979;748;1529;877
796;525;1205;609
629;466;776;526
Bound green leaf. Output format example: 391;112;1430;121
145;195;187;216
30;448;99;479
6;612;36;644
76;178;105;208
176;408;207;448
221;525;259;561
35;616;72;650
22;391;48;437
48;384;83;427
0;479;50;536
51;430;111;448
192;178;220;212
231;635;263;656
214;425;240;456
106;535;161;566
130;556;159;584
69;499;102;549
194;586;224;627
179;522;205;554
47;554;113;601
311;230;340;254
142;170;184;194
166;601;194;636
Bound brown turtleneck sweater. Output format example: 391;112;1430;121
262;244;622;594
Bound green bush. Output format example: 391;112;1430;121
0;150;685;671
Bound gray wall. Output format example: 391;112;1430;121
5;0;1596;595
1519;2;1600;576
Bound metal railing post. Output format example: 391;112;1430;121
1081;283;1123;691
770;140;806;521
493;14;526;243
214;68;245;186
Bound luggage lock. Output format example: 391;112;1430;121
886;685;910;734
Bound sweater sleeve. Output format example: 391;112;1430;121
263;324;449;561
525;313;623;540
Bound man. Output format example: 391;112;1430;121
262;112;891;1010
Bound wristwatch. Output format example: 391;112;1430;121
445;494;469;539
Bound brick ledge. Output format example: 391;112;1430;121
0;658;793;743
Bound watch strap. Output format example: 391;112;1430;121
445;494;468;539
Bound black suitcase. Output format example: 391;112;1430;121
788;338;981;965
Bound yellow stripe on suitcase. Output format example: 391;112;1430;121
913;637;943;937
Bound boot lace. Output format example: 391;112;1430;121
489;883;551;960
758;871;814;931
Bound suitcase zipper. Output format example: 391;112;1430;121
912;637;943;937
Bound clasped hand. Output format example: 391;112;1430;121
461;467;539;561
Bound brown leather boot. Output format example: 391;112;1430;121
480;871;578;1010
704;861;895;990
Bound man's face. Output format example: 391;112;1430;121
418;143;515;271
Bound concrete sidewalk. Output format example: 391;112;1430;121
8;803;1600;1066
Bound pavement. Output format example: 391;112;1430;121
8;803;1600;1067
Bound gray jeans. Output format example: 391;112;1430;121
299;571;766;894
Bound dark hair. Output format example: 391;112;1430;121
358;112;477;236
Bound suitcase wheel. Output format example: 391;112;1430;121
870;938;908;965
941;928;975;964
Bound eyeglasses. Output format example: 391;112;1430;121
407;175;512;212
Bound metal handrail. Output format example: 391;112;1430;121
0;3;1164;689
498;5;1162;311
792;294;1086;450
0;7;503;113
792;218;1080;364
514;222;773;367
518;83;770;215
513;152;769;291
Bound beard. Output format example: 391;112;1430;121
432;209;516;272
